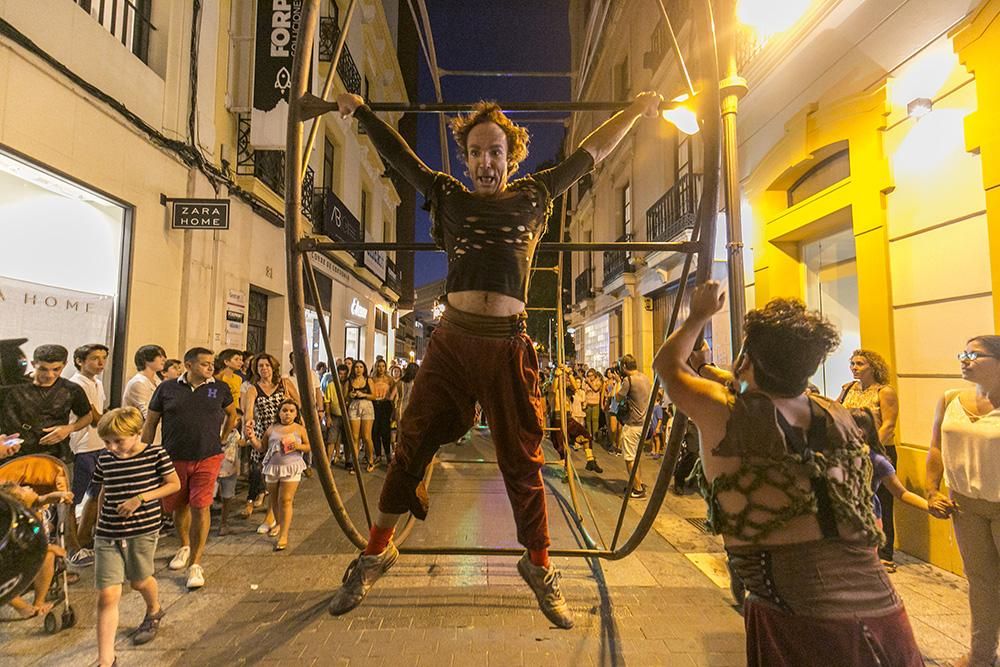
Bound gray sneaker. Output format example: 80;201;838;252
328;542;398;615
516;553;574;629
132;609;164;645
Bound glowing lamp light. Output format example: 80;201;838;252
662;93;700;135
906;97;933;120
737;0;813;39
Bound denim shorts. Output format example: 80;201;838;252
348;400;374;421
94;533;158;589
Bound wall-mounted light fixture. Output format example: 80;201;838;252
907;97;933;120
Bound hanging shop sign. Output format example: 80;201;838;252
168;199;230;230
349;298;369;320
321;189;362;244
363;249;387;281
252;0;304;148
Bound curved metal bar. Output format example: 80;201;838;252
302;253;373;528
285;0;366;550
603;0;722;561
284;0;725;561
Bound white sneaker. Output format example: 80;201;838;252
169;546;191;571
257;522;275;535
186;564;205;589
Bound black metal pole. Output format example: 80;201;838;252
301;239;700;253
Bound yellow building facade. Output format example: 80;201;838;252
744;0;999;573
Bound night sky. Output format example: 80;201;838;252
410;1;572;286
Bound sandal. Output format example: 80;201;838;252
881;559;898;573
273;542;287;552
268;526;280;538
366;462;374;473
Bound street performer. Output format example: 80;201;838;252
329;90;664;628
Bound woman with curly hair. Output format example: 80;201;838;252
654;282;922;667
330;89;665;628
839;348;901;571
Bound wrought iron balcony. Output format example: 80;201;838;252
642;0;690;71
384;258;402;296
646;172;701;243
575;267;594;302
236;115;316;220
319;16;362;95
736;24;766;71
603;234;634;286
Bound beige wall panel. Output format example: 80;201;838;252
896;375;974;450
888;214;992;306
884;84;985;240
893;295;994;376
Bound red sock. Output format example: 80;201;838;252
364;525;395;555
529;548;550;569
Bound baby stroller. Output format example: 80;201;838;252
0;454;78;633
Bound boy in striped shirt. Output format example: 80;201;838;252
92;408;180;667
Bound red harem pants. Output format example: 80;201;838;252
378;322;550;550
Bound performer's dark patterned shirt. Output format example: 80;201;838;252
355;106;594;301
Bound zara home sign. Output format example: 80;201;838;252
170;199;230;230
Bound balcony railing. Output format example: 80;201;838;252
646;172;701;243
76;0;154;64
575;267;594;302
603;234;634;286
384;258;402;295
319;16;362;95
642;0;690;71
236;115;315;220
736;24;766;70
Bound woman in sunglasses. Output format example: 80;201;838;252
925;335;1000;667
654;281;922;666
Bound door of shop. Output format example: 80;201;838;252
803;226;860;396
247;288;269;354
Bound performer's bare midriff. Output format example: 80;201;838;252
328;90;664;629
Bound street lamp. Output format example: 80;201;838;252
662;94;700;135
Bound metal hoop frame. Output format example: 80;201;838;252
283;0;725;559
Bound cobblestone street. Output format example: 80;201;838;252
2;432;974;666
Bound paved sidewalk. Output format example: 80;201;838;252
1;431;972;666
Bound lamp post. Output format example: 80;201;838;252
720;0;749;354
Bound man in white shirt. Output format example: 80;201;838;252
122;345;165;442
68;343;109;553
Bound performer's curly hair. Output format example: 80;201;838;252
449;101;530;175
850;348;890;385
743;298;840;397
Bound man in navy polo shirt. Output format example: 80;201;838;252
142;347;237;589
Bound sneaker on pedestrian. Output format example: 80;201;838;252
169;545;191;571
67;548;95;568
132;609;165;645
328;542;399;615
630;484;648;499
186;564;205;589
516;553;574;629
585;459;603;474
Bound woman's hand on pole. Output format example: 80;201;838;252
336;93;365;118
689;281;726;322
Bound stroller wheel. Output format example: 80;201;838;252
62;606;76;628
44;611;59;634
